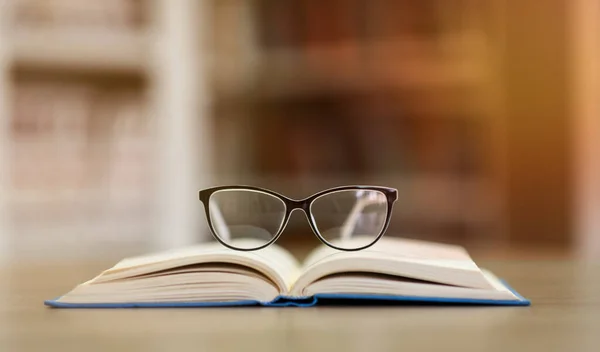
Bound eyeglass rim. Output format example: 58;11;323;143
199;185;398;252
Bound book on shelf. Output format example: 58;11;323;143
45;236;529;308
11;81;151;196
10;79;153;246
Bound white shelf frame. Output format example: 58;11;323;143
150;0;213;251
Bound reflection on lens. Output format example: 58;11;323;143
310;190;388;249
208;190;286;250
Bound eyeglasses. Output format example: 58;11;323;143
198;185;397;251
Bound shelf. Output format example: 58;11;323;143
210;34;491;102
10;29;150;74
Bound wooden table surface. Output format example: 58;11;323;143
1;259;599;352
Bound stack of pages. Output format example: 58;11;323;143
45;237;530;308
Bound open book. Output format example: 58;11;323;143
45;237;530;308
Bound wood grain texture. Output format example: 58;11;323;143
1;260;599;352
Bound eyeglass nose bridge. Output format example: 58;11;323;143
283;199;321;240
285;198;312;214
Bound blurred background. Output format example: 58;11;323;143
0;0;597;262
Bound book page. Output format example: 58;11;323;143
94;239;302;293
291;236;492;295
302;236;477;270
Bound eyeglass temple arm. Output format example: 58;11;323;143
340;196;382;241
209;201;230;241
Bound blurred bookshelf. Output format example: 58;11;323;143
209;0;509;247
0;0;514;259
0;0;212;260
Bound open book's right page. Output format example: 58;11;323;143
302;236;477;268
291;236;499;296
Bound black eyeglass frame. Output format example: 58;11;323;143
199;185;398;252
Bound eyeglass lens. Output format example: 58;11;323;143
310;189;388;250
208;189;286;250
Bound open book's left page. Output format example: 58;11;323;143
53;240;301;304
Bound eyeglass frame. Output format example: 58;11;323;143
198;185;398;252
